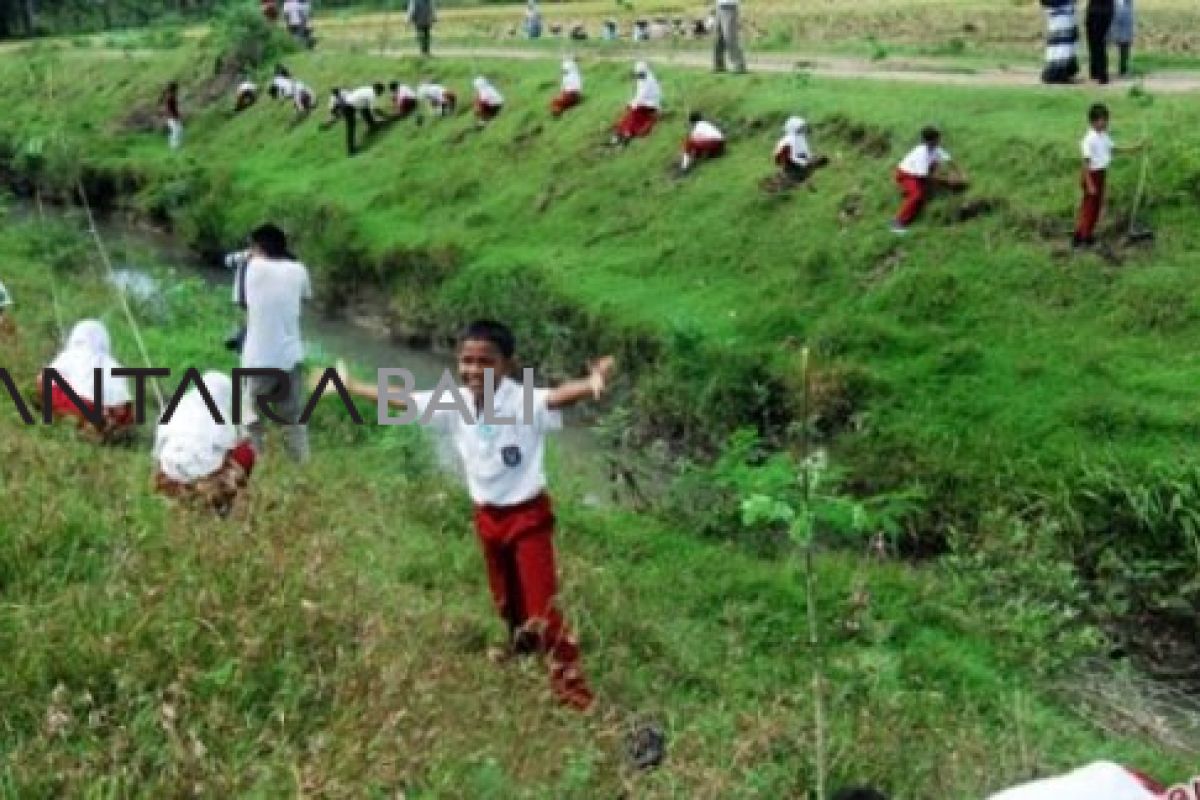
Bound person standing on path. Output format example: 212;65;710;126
713;0;746;73
1110;0;1135;77
1085;0;1114;84
408;0;436;57
161;81;183;150
239;224;312;464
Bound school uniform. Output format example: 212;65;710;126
774;126;816;182
154;371;256;514
551;61;583;116
986;761;1162;800
1075;126;1112;244
614;63;662;140
392;84;418;117
44;320;134;437
893;143;951;227
417;83;457;116
240;255;312;462
163;90;182;150
411;377;593;710
684;120;725;160
234;81;258;112
332;87;380;155
473;78;504;121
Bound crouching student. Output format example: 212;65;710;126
417;81;458;118
36;320;134;443
153;371;257;517
986;760;1165;799
234;78;258;113
334;321;615;712
321;84;385;156
0;279;13;338
611;61;661;146
473;76;505;123
269;70;316;118
551;58;583;117
680;111;725;172
390;81;419;119
891;125;968;234
773;116;829;185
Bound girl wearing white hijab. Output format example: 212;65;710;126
611;61;662;145
153;371;257;514
551;58;583;117
773;116;829;184
472;76;504;122
986;761;1165;800
38;320;134;440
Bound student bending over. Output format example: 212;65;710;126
36;320;134;443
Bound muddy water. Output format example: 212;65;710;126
81;213;616;507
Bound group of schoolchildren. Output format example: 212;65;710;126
210;56;1143;244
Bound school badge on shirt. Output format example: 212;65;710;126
502;445;522;467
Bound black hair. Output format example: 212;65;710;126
462;320;516;359
166;81;179;92
831;788;890;800
268;84;280;99
688;111;702;124
388;80;399;91
374;82;386;95
920;125;940;145
275;63;291;78
249;223;293;260
1089;102;1110;122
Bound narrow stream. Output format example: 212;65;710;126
42;206;617;507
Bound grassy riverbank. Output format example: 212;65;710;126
0;215;1194;796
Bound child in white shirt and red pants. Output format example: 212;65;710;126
337;320;614;711
891;126;968;234
1074;102;1144;248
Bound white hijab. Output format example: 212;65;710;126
986;762;1158;800
49;320;131;406
154;371;239;483
562;58;582;91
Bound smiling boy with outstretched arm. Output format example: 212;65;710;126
330;321;614;711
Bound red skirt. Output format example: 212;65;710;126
474;100;502;120
551;90;581;116
49;384;133;427
615;105;658;139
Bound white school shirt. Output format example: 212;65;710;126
690;120;723;142
475;80;504;106
632;75;662;110
985;762;1156;800
342;86;377;109
417;83;449;103
237;81;257;96
1081;128;1114;171
282;0;306;25
562;66;582;93
239;257;312;371
271;76;296;97
393;84;417;102
774;133;811;165
412;378;562;506
291;80;313;108
898;144;950;177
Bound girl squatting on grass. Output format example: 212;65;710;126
334;320;615;712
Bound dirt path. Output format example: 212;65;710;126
373;43;1200;94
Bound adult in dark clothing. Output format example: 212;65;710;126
1040;0;1080;84
408;0;435;56
1085;0;1114;84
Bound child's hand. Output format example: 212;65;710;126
589;356;615;396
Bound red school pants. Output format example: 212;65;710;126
550;90;581;116
474;100;502;120
684;137;725;159
1075;168;1107;241
614;105;658;139
894;168;928;226
473;493;592;708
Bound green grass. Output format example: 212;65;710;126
0;216;1193;796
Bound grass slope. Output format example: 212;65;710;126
0;217;1193;796
3;41;1200;518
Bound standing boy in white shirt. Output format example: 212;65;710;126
334;320;615;711
891;126;968;234
1074;102;1144;248
239;224;312;463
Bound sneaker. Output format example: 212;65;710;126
890;223;909;235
